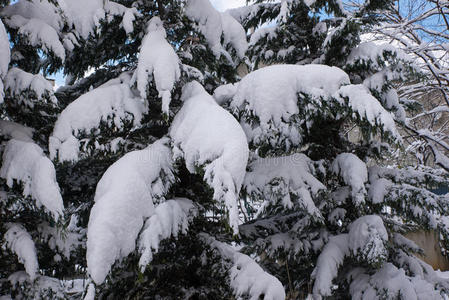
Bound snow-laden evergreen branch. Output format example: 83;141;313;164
170;81;249;234
0;139;64;220
200;233;286;300
4;223;39;281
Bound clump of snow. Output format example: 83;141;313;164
6;15;65;61
244;154;325;218
0;120;34;142
38;220;84;260
134;17;180;115
185;0;248;60
347;42;411;69
348;264;442;300
170;81;249;234
368;178;392;204
0;139;64;220
120;7;138;34
4;68;57;106
213;83;238;105
348;215;388;265
201;233;286;300
334;84;401;140
0;19;10;103
229;64;350;150
86;138;175;285
332;153;367;205
4;223;39;280
138;198;197;271
49;81;146;162
312;234;349;297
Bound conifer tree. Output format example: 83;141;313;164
0;0;448;299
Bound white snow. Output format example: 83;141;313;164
348;264;442;300
185;0;248;60
49;81;146;162
0;120;34;142
4;68;57;106
138;198;197;271
368;178;392;204
244;154;325;217
38;219;83;259
6;15;65;61
0;139;64;220
201;233;286;300
86;138;175;285
347;42;411;68
229;64;350;149
334;84;401;140
312;234;349;297
170;81;249;234
213;83;239;105
332;153;368;205
4;223;39;280
348;215;388;263
134;17;180;115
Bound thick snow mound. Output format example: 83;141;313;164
332;153;368;205
4;68;57;106
50;82;146;162
229;64;350;150
201;234;286;300
86;138;175;285
134;17;180;115
4;223;39;280
0;139;64;220
244;154;325;217
138;198;197;271
170;81;249;234
185;0;248;59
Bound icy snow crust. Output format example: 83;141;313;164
50;81;146;162
86;138;175;285
185;0;248;60
134;17;180;115
0;139;64;220
170;82;249;234
201;234;286;300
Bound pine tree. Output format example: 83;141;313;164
0;0;448;299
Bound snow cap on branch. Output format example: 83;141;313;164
170;81;249;234
134;16;180;115
86;138;174;285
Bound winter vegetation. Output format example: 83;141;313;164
0;0;448;299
